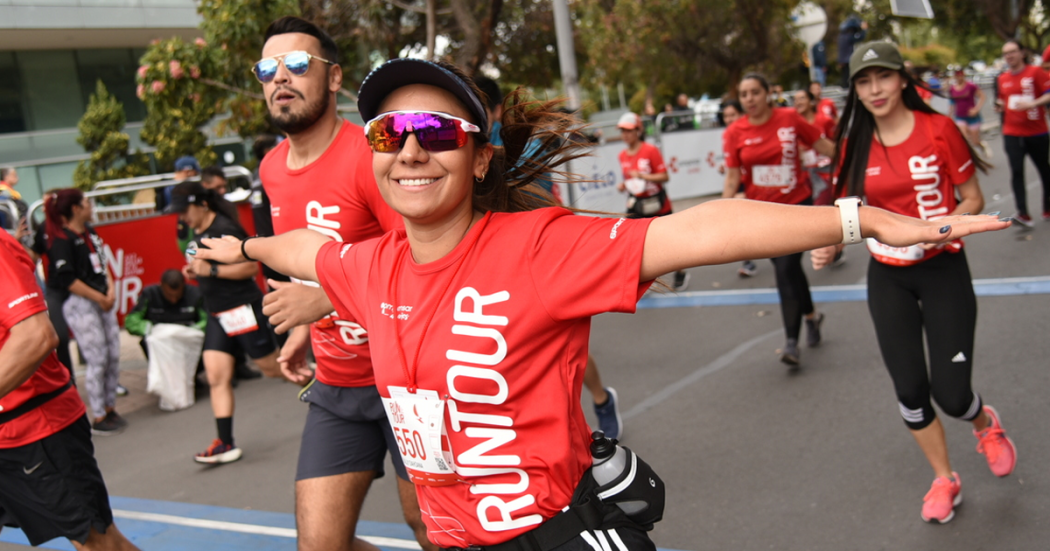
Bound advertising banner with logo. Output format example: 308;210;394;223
658;128;726;200
94;202;261;327
570;128;727;212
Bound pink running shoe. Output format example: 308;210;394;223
974;405;1017;477
921;473;962;524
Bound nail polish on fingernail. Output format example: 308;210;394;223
987;211;1000;216
939;225;950;234
187;250;196;255
960;212;971;216
999;217;1012;223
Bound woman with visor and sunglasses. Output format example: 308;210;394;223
192;58;1007;550
812;41;1017;525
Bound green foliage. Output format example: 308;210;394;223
900;44;958;69
73;80;150;191
137;36;226;170
577;0;802;101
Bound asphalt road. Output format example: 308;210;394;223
4;130;1050;550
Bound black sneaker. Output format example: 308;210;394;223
738;260;758;278
780;339;800;366
105;410;128;429
91;416;124;436
805;313;824;347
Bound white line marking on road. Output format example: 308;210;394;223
112;509;422;549
621;329;781;421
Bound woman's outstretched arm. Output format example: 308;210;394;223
191;229;332;283
639;199;1008;281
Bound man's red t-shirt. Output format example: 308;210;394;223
817;97;838;121
261;119;403;388
315;208;653;548
0;231;85;449
618;142;671;215
723;107;824;205
862;111;976;265
997;65;1050;137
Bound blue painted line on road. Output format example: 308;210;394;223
637;276;1050;309
0;496;690;551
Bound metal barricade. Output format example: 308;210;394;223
26;165;255;232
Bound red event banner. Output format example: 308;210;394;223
94;203;263;327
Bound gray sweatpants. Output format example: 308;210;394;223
63;294;121;419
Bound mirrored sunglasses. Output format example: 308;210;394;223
364;111;481;153
252;51;334;83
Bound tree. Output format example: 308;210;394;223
577;0;802;102
137;37;227;170
73;80;150;191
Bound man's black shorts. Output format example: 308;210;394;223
204;298;278;359
0;416;114;546
295;380;408;481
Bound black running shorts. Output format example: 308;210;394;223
0;416;115;546
203;298;278;359
295;380;408;481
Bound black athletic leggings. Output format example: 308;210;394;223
867;251;982;431
1003;133;1050;217
769;198;816;341
770;252;814;341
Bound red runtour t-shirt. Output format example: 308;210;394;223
0;231;85;449
723;107;824;205
818;97;838;121
261;119;403;388
861;110;976;264
618;142;671;215
316;208;653;548
997;65;1050;137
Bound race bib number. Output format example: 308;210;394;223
801;149;819;168
89;252;103;274
866;238;926;266
752;165;796;187
215;304;259;336
625;177;647;195
1008;94;1035;111
382;387;458;486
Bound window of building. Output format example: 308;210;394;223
0;52;27;133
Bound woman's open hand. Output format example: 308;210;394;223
865;210;1009;247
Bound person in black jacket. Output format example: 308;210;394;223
124;270;206;358
42;189;125;436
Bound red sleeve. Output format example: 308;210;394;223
646;144;667;174
0;232;47;333
314;239;374;329
937;115;978;185
722;125;740;169
1038;67;1050;96
528;210;654;321
792;110;823;147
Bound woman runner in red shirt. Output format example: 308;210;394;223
193;58;1006;550
722;74;836;367
812;41;1017;525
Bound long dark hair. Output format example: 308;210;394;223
435;62;588;213
832;68;990;198
43;188;84;242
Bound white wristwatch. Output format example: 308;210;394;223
834;196;863;245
